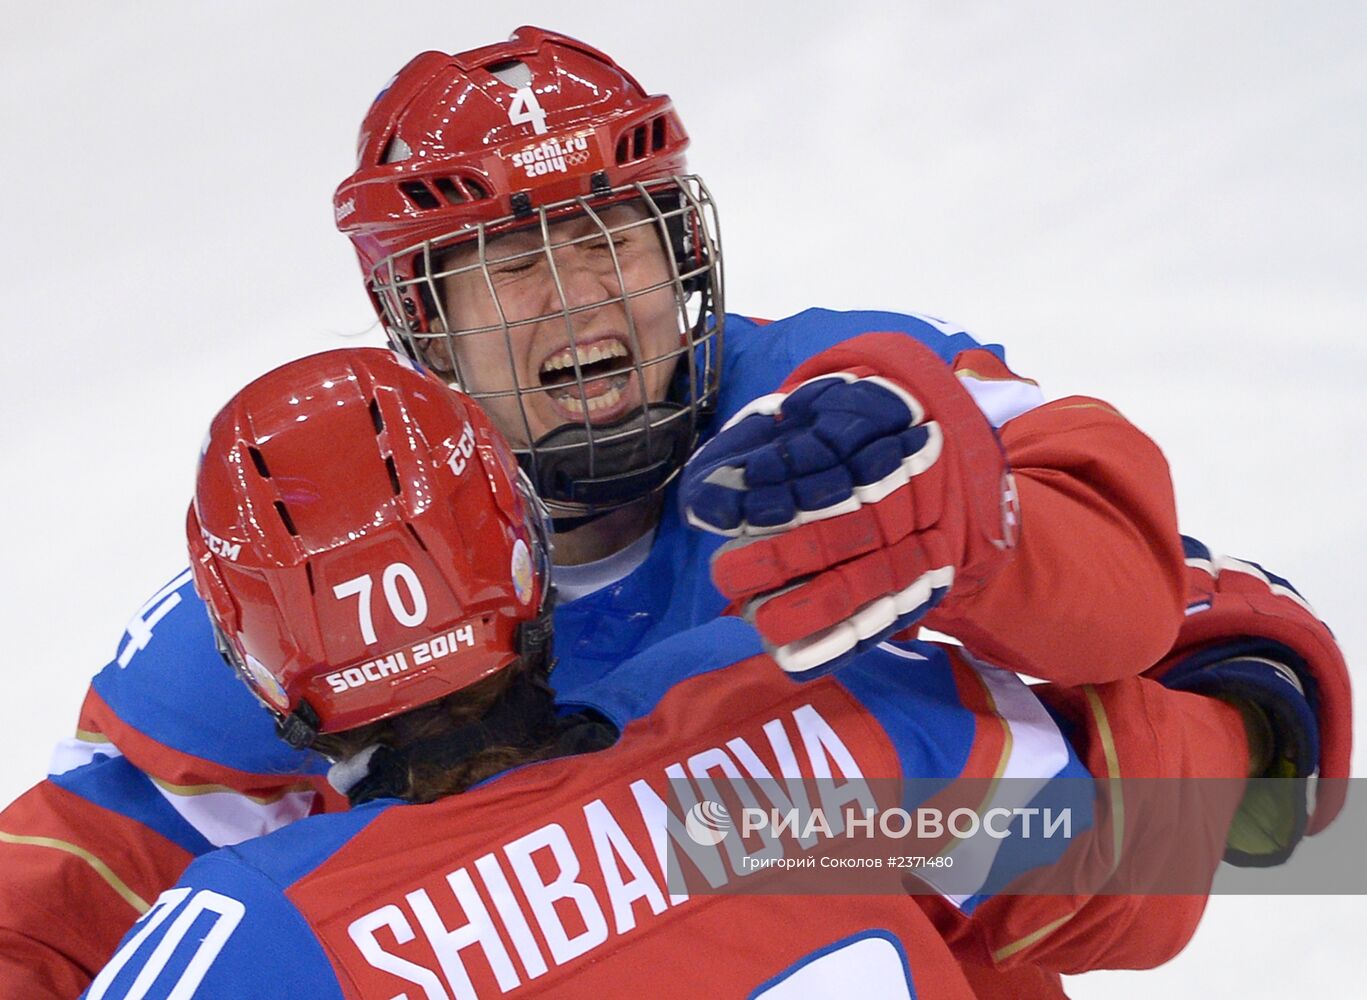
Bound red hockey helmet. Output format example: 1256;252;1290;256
186;348;551;744
334;26;724;516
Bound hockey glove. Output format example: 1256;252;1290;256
1159;644;1318;866
1148;537;1352;861
681;333;1017;679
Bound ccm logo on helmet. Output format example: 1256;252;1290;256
446;422;477;476
325;625;477;694
200;527;242;562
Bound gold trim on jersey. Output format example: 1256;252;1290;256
0;828;150;914
149;776;316;805
989;685;1126;964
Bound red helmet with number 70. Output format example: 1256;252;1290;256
186;348;552;746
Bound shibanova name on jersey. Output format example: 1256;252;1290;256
83;617;1091;999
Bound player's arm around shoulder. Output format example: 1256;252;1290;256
65;569;340;835
688;311;1186;683
0;762;203;1000
79;850;343;1000
924;382;1187;684
2;571;343;998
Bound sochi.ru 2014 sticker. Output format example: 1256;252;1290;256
511;538;534;605
245;653;291;711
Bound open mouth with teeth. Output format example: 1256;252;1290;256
536;336;640;422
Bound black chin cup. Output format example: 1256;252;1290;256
520;403;693;512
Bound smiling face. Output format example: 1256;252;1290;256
420;202;686;450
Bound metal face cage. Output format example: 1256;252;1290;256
368;175;724;517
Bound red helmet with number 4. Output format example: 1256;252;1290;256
186;348;552;747
334;26;724;516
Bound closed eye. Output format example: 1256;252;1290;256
489;254;543;277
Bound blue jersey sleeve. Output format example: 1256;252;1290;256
51;755;214;858
715;309;1001;428
80;853;343;1000
90;569;324;779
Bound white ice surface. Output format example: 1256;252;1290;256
1;2;1363;995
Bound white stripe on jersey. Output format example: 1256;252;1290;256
48;735;124;776
150;781;318;848
918;649;1072;908
960;376;1047;428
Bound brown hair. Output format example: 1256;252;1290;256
312;664;558;804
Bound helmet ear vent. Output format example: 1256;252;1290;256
431;176;491;205
400;181;441;211
433;177;467;205
615;117;669;165
400;178;488;211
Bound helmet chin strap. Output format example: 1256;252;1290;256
548;509;615;533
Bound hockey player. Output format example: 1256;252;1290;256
326;19;1348;883
81;349;1270;998
333;27;1174;692
1;24;1350;999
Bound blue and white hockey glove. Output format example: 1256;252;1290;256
681;333;1016;679
1148;538;1353;860
1159;643;1319;867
